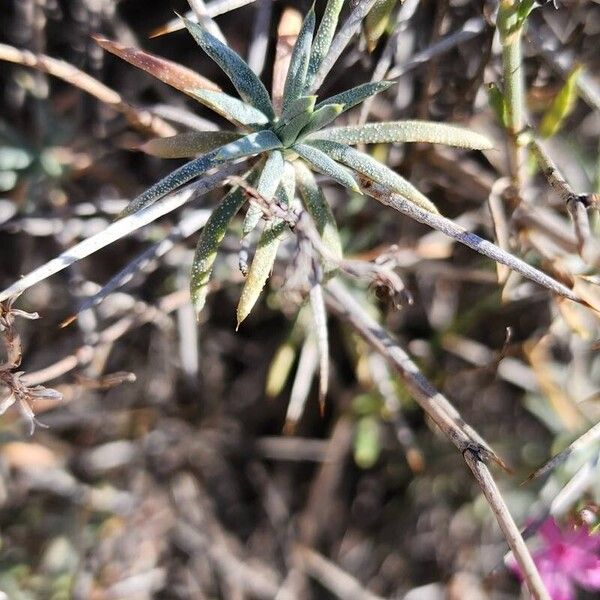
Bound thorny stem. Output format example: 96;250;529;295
325;279;549;600
497;0;528;196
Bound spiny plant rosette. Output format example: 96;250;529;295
96;1;492;327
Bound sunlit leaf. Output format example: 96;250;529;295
187;88;270;128
310;120;493;150
299;104;344;138
540;65;582;138
315;80;393;112
140;131;242;158
282;95;317;121
282;7;315;114
295;160;343;268
306;0;345;84
121;130;281;217
293;142;360;192
93;35;220;94
365;0;398;52
237;219;287;325
190;187;246;316
308;139;439;213
277;109;314;146
243;150;285;235
182;16;275;119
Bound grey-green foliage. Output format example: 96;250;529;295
113;0;492;322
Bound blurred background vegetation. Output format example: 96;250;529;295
0;0;600;598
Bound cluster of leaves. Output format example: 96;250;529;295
97;0;492;327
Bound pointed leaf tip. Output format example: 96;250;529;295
182;15;275;119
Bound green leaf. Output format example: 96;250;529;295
295;160;342;269
121;130;281;217
353;415;381;469
308;139;438;213
190;185;247;316
139;131;242;158
277;161;297;208
365;0;398;52
182;16;275;119
307;0;345;84
276;109;314;146
282;95;317;121
315;80;393;112
309;120;493;150
243;150;285;235
237;219;287;326
298;104;344;139
213;130;282;161
187;89;270;128
282;8;316;114
540;65;582;139
293;143;360;192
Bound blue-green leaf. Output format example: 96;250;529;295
182;16;274;119
191;189;246;315
307;0;345;85
282;95;317;121
213;130;282;161
295;160;342;268
237;219;287;326
309;120;493;150
243;150;285;235
293;143;360;193
298;104;344;139
276;109;314;146
308;140;438;213
191;164;263;316
282;8;316;113
140;131;242;158
121;130;281;217
187;88;270;128
315;80;393;112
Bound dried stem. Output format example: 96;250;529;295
463;450;550;600
358;177;584;305
325;278;549;600
0;42;174;137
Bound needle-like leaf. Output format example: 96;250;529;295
191;180;252;315
298;103;344;139
293;143;360;193
309;120;493;150
243;150;285;235
315;80;394;112
295;160;343;267
182;16;275;119
282;7;316;114
237;220;287;326
140;131;242;158
187;88;270;128
306;0;345;85
307;139;438;213
122;130;281;217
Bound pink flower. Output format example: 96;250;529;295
508;518;600;600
